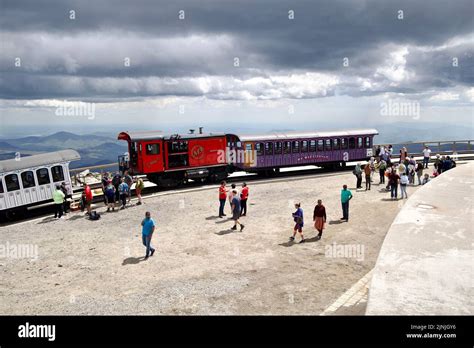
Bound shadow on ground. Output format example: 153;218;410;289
122;256;147;265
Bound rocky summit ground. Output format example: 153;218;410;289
0;171;421;315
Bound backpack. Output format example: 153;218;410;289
89;211;101;220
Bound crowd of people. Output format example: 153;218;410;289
54;144;459;258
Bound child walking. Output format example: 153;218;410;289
290;203;305;243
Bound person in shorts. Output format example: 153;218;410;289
290;203;305;243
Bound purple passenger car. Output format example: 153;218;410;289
229;129;378;173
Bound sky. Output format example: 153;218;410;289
0;0;473;137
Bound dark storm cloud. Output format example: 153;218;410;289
0;0;473;100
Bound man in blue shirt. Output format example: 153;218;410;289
340;185;353;221
141;211;156;259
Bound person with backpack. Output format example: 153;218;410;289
230;190;245;231
377;159;387;184
290;203;305;243
400;172;409;199
135;176;144;205
123;171;133;204
118;178;129;210
105;181;116;212
353;163;363;189
388;169;400;200
101;172;109;205
364;163;371;190
112;172;122;203
415;161;424;185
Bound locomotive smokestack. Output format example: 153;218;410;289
199;127;203;134
189;129;195;134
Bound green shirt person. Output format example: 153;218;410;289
52;185;65;218
340;185;353;221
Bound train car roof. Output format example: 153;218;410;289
118;131;225;142
0;150;81;173
236;129;379;142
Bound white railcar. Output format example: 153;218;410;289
0;150;80;219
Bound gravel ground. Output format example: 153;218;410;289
0;172;420;315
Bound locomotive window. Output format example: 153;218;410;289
357;137;363;149
265;142;273;155
0;178;3;193
255;143;264;156
301;140;308;152
5;174;20;192
333;138;340;150
292;141;300;153
37;168;51;185
317;140;324;151
274;142;282;154
21;171;36;188
51;166;64;182
325;139;332;151
365;137;371;148
349;137;356;149
169;141;188;153
309;140;316;152
146;143;160;155
283;141;291;154
342;138;348;150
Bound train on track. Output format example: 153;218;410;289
0;128;378;220
117;128;378;186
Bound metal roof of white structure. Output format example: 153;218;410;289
0;150;81;173
236;129;379;142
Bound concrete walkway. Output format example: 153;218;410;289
366;162;474;315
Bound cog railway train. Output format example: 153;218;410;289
117;128;378;186
0;128;377;219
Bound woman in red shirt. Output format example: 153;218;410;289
218;181;227;218
240;182;249;216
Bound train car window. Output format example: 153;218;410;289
274;142;282;154
168;141;188;153
146;143;160;155
255;143;264;156
325;139;332;151
283;141;291;154
301;140;308;152
292;141;300;153
333;138;340;150
51;165;65;182
317;140;324;151
349;137;356;149
365;137;371;148
357;137;363;149
0;178;3;193
245;143;252;151
342;138;348;149
21;171;36;188
309;140;316;152
37;168;51;185
265;142;274;155
5;174;20;192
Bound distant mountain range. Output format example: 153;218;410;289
0;123;472;170
0;131;127;169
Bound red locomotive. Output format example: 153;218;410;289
117;130;233;186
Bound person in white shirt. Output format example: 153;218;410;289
422;146;432;169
